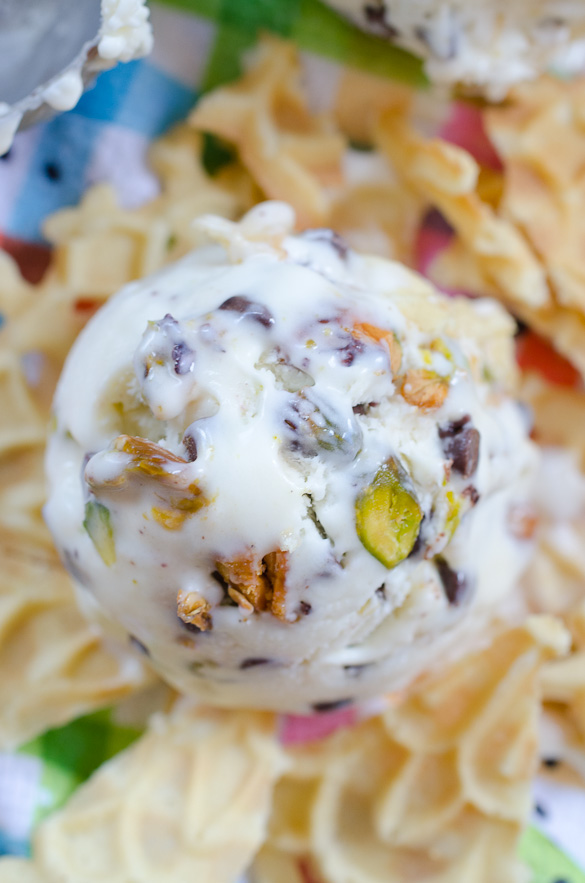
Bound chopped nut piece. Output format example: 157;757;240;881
177;590;212;631
215;550;291;619
151;507;190;531
400;369;449;411
356;458;423;570
216;554;269;611
353;322;402;374
228;586;255;615
263;550;289;621
83;501;116;567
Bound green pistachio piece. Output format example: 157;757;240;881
356;458;422;569
83;501;116;567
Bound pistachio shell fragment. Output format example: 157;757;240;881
83;501;116;566
355;458;423;569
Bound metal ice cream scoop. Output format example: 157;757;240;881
0;0;152;154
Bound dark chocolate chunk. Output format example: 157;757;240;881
353;402;378;416
219;295;274;328
363;2;399;37
436;558;468;605
240;657;271;669
446;428;480;478
0;148;12;161
339;336;366;366
299;601;312;616
129;635;150;656
375;584;386;600
438;417;480;478
172;340;196;375
462;485;480;505
312;698;353;713
438;415;471;438
183;433;198;462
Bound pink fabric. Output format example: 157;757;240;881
439;101;502;170
280;706;357;745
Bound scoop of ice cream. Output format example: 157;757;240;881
324;0;585;98
44;202;538;713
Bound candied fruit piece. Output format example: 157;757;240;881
83;501;116;566
355;458;423;569
353;322;402;374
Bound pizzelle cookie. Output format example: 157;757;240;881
0;537;152;750
255;617;568;883
0;704;285;883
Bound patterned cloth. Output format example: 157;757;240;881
0;2;584;879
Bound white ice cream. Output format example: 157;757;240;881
326;0;585;97
45;203;538;712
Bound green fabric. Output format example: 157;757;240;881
157;0;426;87
521;826;585;883
20;709;142;823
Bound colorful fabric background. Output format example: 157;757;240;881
0;2;584;880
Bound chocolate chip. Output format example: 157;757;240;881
172;341;195;375
534;802;548;818
436;558;468;605
438;418;480;478
450;428;480;477
0;148;11;161
438;415;471;438
240;657;271;669
462;485;480;505
219;295;274;327
363;2;399;37
44;161;61;181
301;228;349;259
299;601;312;616
353;402;378;416
312;698;353;713
183;433;198;462
129;635;150;656
375;584;386;600
339;337;365;366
